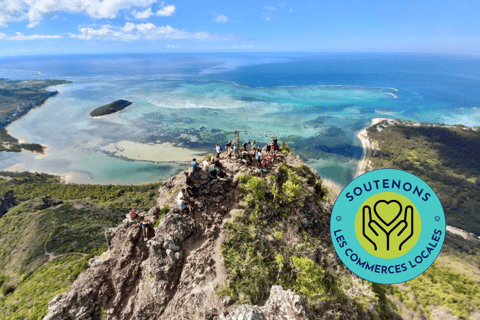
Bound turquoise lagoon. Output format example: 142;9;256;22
1;53;480;186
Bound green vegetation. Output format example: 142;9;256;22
0;172;161;211
386;261;480;318
220;163;388;318
281;140;291;156
0;79;70;128
0;254;90;320
366;120;480;234
90;99;132;117
366;120;480;319
154;205;170;227
0;171;161;319
0;79;70;153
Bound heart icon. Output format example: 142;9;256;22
373;200;402;226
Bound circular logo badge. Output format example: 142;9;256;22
330;169;445;284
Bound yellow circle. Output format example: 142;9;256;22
354;192;421;259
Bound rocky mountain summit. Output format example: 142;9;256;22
43;150;380;320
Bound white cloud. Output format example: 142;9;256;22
166;44;179;49
7;32;61;40
265;16;271;21
70;22;238;41
156;2;175;16
0;0;159;27
264;6;275;10
215;14;228;23
0;32;7;40
133;7;153;19
289;8;293;13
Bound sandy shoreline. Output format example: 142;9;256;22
355;118;387;178
3;126;50;158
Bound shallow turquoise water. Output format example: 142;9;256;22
1;53;479;186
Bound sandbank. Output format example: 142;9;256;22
3;163;24;172
101;140;205;162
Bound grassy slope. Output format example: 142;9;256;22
0;172;161;319
365;120;480;319
219;159;395;319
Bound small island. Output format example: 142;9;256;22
90;99;132;117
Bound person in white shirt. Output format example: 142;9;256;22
177;188;190;212
201;159;210;171
177;189;184;202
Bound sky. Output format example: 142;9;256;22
0;0;479;56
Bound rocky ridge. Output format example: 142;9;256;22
43;151;328;320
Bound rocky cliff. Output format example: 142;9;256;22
43;150;383;320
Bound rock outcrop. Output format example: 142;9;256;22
44;151;312;320
220;286;307;320
0;190;17;218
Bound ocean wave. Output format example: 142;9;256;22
375;109;404;115
386;92;399;99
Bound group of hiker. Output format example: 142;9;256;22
128;137;283;232
231;138;279;169
190;138;280;175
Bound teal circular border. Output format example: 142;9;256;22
330;169;446;284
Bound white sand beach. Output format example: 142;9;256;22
3;163;24;172
355;118;386;177
101;140;206;162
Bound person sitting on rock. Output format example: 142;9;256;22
201;158;210;171
178;198;191;213
218;168;227;178
209;161;218;178
241;150;251;165
184;172;198;197
141;218;150;240
242;141;248;152
214;156;223;168
191;158;199;171
177;190;189;211
177;188;185;202
126;208;138;221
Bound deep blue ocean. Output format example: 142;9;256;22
1;53;480;186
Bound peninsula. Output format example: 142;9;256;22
90;99;132;117
0;79;71;154
355;118;480;319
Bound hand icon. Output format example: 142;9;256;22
362;202;413;252
362;205;382;251
394;205;414;251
